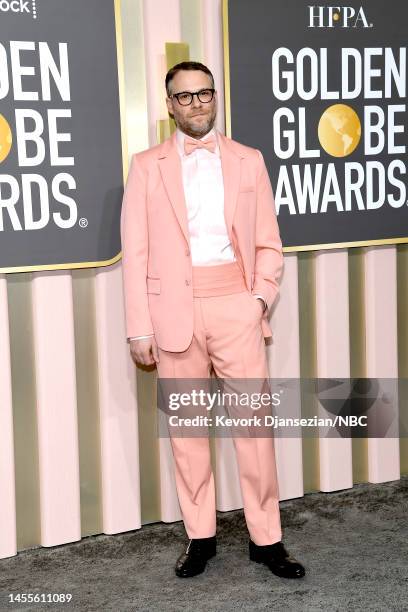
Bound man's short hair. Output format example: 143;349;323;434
165;61;215;96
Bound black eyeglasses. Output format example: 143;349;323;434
170;88;215;106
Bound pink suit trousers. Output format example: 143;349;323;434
157;261;282;545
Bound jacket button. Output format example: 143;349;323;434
185;279;190;286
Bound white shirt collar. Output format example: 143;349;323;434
175;126;219;158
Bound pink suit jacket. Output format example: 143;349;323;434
120;129;284;352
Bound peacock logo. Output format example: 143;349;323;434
0;0;37;19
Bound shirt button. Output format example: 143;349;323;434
185;249;190;256
185;279;190;286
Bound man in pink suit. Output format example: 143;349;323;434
120;61;305;579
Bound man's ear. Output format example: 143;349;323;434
165;97;175;119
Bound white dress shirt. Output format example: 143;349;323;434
176;127;235;265
128;127;266;342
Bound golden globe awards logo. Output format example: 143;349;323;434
227;0;408;249
0;42;79;233
271;44;407;214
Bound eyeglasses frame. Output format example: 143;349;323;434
169;88;216;106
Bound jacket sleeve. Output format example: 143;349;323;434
251;149;284;311
120;153;154;339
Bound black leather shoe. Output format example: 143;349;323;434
249;539;305;578
175;536;216;578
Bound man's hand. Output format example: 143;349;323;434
129;336;160;366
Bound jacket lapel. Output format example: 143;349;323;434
157;132;190;246
217;131;242;243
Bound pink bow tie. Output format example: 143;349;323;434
184;134;216;155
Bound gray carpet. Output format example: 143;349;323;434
1;476;407;612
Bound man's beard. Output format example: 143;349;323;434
176;109;216;139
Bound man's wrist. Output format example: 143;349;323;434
252;294;268;313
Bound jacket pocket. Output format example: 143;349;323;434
146;277;161;294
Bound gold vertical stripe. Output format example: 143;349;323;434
165;42;190;68
7;273;41;550
157;118;175;141
349;248;367;379
114;0;129;180
298;253;320;492
348;248;369;483
222;0;231;137
137;368;161;523
397;245;408;475
72;269;102;536
162;42;191;137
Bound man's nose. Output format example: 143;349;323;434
191;94;202;108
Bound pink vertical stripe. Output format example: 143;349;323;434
364;247;400;483
32;272;81;546
268;254;304;500
315;250;352;492
0;276;17;559
95;264;141;533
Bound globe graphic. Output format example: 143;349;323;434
0;114;12;163
318;104;361;157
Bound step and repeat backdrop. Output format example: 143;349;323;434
225;0;408;250
0;0;123;273
0;0;406;562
